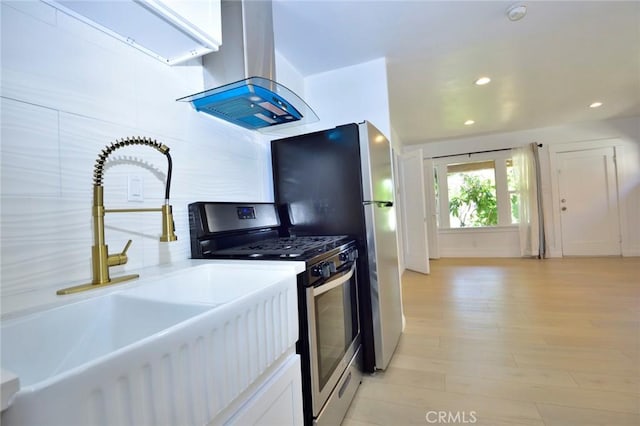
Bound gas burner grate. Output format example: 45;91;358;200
211;235;350;258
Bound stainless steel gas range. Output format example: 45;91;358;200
188;201;362;426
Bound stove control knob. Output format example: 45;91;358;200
311;264;321;277
322;262;334;278
340;248;358;263
340;248;354;262
312;262;332;278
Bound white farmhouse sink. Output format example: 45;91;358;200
120;262;297;306
1;294;209;388
1;262;301;426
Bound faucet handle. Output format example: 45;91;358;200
107;239;133;267
121;239;133;255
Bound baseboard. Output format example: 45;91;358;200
439;248;520;258
546;247;639;257
547;249;563;258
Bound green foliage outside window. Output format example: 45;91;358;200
511;193;520;223
438;158;520;228
507;161;521;224
449;174;498;227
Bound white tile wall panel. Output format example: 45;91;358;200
0;197;91;242
0;193;191;298
184;111;269;158
1;1;57;26
0;1;272;307
0;3;138;124
172;151;266;201
132;55;201;140
0;196;91;294
0;203;162;296
92;159;168;206
0;98;61;196
0;240;90;295
59;111;149;197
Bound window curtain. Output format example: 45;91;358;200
513;143;545;258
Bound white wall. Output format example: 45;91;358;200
407;116;640;257
273;53;394;145
275;50;306;101
0;1;273;312
303;58;391;141
438;227;521;258
275;55;393;142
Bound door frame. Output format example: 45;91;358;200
423;158;439;259
548;138;627;257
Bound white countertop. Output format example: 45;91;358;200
1;259;305;320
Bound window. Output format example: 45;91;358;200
447;160;497;227
434;153;519;229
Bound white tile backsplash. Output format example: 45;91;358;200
0;1;272;311
0;98;61;196
0;197;93;296
0;197;91;242
1;2;138;124
132;54;202;140
58;111;142;197
1;0;57;26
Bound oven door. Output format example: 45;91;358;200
306;261;360;417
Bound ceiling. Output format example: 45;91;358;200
272;1;640;145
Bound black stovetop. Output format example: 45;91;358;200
188;202;356;264
208;235;351;260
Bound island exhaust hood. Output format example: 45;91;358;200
177;0;318;132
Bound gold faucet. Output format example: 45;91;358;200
57;137;177;295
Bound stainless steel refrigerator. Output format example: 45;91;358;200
271;120;403;371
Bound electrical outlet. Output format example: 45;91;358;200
127;175;144;202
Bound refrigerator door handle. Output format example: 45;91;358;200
362;200;393;208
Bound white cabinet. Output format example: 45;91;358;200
44;0;222;64
147;0;221;45
225;355;304;426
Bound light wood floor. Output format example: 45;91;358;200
343;257;640;426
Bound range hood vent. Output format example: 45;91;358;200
177;0;318;132
177;76;318;131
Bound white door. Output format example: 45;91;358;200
557;147;621;256
399;150;430;273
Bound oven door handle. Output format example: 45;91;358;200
312;263;356;297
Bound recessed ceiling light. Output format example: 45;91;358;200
464;120;475;126
475;77;491;86
589;102;603;108
506;4;527;21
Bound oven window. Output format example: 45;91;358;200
314;272;358;390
